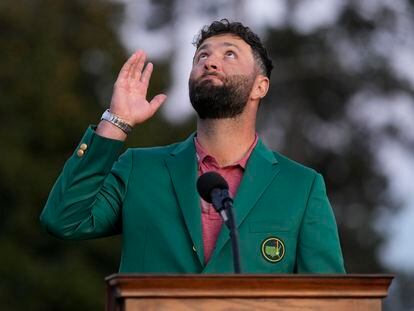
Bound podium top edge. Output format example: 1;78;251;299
105;273;394;281
104;274;394;299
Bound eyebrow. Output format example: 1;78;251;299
196;42;242;53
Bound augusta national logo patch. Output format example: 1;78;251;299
261;237;285;263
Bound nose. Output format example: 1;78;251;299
204;57;219;71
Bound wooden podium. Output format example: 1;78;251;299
105;274;393;311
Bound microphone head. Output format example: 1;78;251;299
197;172;229;203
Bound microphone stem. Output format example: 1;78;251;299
224;200;241;274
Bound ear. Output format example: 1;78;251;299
251;75;270;101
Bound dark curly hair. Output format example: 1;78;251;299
193;19;273;78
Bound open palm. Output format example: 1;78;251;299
110;50;167;126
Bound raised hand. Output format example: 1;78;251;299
110;50;167;126
97;51;167;140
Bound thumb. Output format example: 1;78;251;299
148;94;167;115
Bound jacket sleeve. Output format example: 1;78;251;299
296;173;346;273
40;126;132;240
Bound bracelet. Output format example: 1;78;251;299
101;109;133;134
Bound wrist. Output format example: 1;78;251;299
96;120;128;141
101;109;133;134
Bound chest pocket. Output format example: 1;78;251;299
241;220;297;273
249;220;292;233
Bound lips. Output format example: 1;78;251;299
200;73;224;82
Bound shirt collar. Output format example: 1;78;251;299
194;134;258;169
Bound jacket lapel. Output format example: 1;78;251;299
203;138;280;272
165;134;205;266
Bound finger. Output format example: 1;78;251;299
118;50;142;81
140;62;153;86
148;94;167;116
130;51;147;80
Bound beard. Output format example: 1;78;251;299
189;73;255;119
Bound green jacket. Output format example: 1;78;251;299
40;127;345;274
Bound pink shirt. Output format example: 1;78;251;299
194;135;258;263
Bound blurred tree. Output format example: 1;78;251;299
1;0;413;310
258;0;413;270
256;3;414;309
0;0;193;310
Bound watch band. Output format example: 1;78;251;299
101;109;133;134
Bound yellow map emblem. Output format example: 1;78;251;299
261;237;285;263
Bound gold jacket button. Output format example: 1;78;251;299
192;245;196;252
76;149;85;157
79;143;88;151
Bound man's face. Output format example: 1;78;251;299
189;34;257;119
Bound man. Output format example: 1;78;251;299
41;20;345;273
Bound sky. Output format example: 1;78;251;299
114;0;414;272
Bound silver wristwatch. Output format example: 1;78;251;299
101;109;133;134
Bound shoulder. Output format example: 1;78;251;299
257;139;320;188
129;142;179;156
258;138;318;178
124;134;195;161
273;151;317;177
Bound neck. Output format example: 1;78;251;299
196;112;256;167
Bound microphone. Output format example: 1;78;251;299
196;172;232;223
196;172;241;273
196;171;228;203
